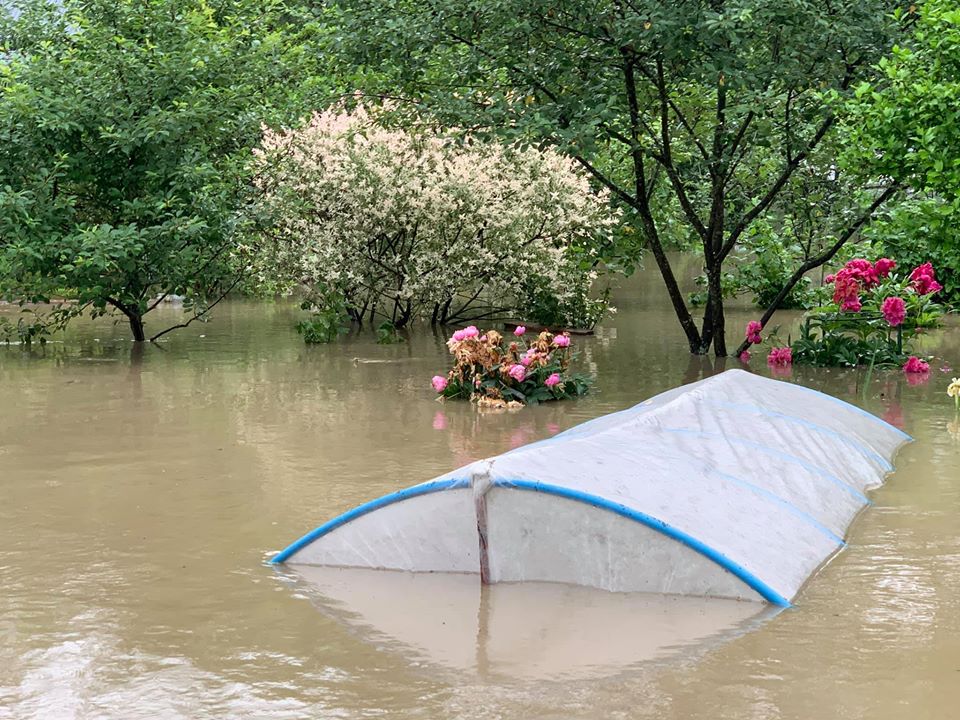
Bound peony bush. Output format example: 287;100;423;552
432;326;589;407
744;257;943;369
248;104;619;332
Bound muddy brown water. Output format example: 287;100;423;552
1;267;959;719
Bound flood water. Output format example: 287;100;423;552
1;263;959;719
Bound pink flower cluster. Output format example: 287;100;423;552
827;258;895;313
431;375;448;393
508;364;526;382
902;356;929;374
909;263;942;296
450;325;480;342
552;333;571;348
745;320;763;345
545;372;561;388
767;347;793;367
881;296;906;327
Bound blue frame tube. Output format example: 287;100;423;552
270;477;469;564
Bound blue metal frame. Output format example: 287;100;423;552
269;477;469;564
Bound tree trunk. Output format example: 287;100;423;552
705;264;727;357
128;313;146;342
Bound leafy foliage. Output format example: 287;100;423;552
296;296;349;344
865;195;960;306
330;0;901;355
375;321;404;344
844;1;960;201
0;0;327;340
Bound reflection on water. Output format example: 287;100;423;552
1;264;960;719
280;567;778;682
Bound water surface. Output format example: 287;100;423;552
1;267;959;719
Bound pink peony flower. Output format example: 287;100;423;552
767;347;793;367
833;274;861;311
881;296;906;327
514;325;526;336
544;372;561;388
910;263;943;295
451;325;480;343
841;296;862;313
431;375;448;393
520;350;536;367
844;259;880;288
745;321;763;345
824;274;836;284
553;334;571;348
903;356;930;375
739;350;751;363
875;258;896;278
508;364;526;382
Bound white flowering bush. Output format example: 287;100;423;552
249;105;619;328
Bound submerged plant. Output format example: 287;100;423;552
432;326;589;407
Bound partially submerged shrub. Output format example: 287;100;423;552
250;104;619;330
296;292;348;344
745;257;944;368
432;326;589;407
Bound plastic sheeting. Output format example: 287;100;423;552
273;370;910;605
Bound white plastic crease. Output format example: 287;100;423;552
273;370;911;605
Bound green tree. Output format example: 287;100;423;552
843;0;960;308
845;1;960;202
331;0;902;355
0;0;326;341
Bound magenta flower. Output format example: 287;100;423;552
910;263;943;295
739;350;751;363
450;325;480;343
552;334;571;348
544;372;561;388
767;347;793;367
508;364;526;382
903;356;930;375
520;350;536;367
824;274;836;283
881;296;906;327
875;258;896;278
745;320;763;345
431;375;448;393
514;325;526;336
834;275;862;312
845;258;880;288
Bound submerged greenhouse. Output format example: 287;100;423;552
272;370;910;606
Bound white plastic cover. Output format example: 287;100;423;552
274;370;910;604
